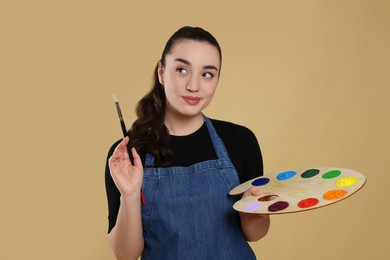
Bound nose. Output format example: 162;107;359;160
185;75;199;93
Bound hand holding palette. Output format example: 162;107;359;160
229;168;366;214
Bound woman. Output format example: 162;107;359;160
105;26;270;259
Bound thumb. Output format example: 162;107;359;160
242;187;262;198
131;147;142;168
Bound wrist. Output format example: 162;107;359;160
120;192;141;203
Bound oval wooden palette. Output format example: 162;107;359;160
229;168;366;214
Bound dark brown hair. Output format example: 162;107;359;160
128;26;222;167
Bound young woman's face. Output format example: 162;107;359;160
158;40;221;119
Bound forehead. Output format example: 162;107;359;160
166;40;221;68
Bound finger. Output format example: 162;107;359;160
131;147;143;168
110;137;130;161
248;187;262;196
117;136;129;151
122;136;129;145
242;187;262;198
112;137;127;154
121;137;131;160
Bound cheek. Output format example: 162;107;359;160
166;74;186;90
205;82;218;97
164;77;184;98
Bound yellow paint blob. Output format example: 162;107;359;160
336;177;358;187
323;190;348;200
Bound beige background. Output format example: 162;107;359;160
1;0;389;259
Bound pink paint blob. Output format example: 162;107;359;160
244;202;262;212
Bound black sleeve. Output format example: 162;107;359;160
105;140;121;234
240;127;263;182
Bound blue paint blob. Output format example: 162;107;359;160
277;171;297;180
251;178;270;186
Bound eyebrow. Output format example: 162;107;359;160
174;58;219;71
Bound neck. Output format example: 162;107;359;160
164;112;204;136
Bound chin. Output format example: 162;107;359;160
172;108;203;118
181;110;203;118
167;102;208;118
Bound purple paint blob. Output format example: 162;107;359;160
268;201;289;212
251;178;270;186
244;202;262;212
277;171;297;180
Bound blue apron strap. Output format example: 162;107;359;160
145;153;155;167
202;114;230;161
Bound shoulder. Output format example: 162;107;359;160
209;117;263;181
210;118;258;142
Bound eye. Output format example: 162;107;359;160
203;72;214;79
176;67;188;74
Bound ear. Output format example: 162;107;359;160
157;61;164;85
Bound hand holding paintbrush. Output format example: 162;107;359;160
110;95;146;205
108;136;144;202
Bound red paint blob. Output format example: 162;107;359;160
298;198;319;208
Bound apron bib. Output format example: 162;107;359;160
141;116;256;259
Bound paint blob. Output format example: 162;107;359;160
298;198;319;208
244;202;262;212
301;169;320;178
252;178;270;186
323;189;348;200
277;171;297;180
322;170;342;179
336;177;358;187
268;201;289;212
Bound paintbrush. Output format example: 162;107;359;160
113;94;146;205
113;95;128;137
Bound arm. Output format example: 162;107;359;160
107;137;144;260
239;187;271;242
238;127;270;241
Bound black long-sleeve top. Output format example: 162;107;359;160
105;118;263;233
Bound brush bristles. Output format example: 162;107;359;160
113;95;119;103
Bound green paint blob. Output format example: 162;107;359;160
322;170;342;179
301;169;320;178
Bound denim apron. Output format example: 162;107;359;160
141;116;256;259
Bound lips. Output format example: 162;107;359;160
182;96;201;105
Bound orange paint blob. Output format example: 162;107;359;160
323;190;348;200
